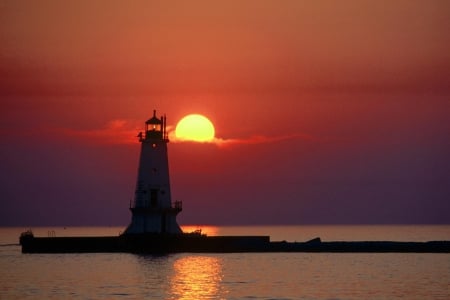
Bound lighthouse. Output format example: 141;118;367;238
124;110;182;234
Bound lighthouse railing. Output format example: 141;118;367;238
173;201;182;210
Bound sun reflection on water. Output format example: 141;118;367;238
169;255;225;300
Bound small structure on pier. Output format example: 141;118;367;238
124;110;182;234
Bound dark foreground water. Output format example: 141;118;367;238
1;225;449;299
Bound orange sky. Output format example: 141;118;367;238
1;1;449;226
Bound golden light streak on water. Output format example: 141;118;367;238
169;255;225;300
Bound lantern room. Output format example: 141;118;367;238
144;110;168;141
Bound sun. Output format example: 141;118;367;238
175;114;215;142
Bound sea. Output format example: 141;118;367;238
1;225;449;300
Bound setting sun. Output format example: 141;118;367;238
175;114;215;142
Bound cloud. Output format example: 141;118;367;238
170;132;316;147
214;133;317;147
55;120;317;147
57;119;142;145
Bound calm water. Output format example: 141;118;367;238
1;225;449;299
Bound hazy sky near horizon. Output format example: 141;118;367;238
1;0;449;226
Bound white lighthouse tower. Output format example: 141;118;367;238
124;110;182;235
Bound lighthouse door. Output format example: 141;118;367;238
161;214;166;233
150;189;158;208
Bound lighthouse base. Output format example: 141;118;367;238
124;210;182;235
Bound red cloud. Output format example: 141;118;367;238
57;119;142;145
56;120;317;147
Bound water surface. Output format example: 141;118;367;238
1;225;449;299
